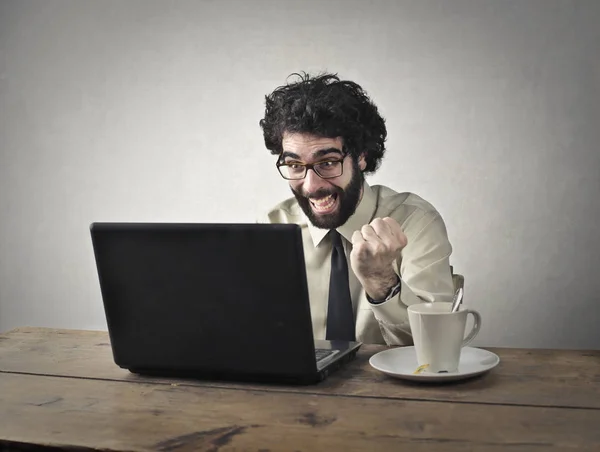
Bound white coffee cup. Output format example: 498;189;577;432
407;302;481;373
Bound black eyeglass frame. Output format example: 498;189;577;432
276;149;349;180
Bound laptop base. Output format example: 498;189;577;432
128;346;360;385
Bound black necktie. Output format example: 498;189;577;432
326;230;355;341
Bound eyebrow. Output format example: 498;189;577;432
281;148;344;161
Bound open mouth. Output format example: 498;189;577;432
309;193;338;214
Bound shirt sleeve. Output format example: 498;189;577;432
368;212;455;345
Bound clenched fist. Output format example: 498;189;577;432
350;217;408;300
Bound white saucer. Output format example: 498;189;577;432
369;346;500;382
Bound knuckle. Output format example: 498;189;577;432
399;233;408;246
353;241;366;253
384;217;400;231
360;244;373;258
373;243;385;255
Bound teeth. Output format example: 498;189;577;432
310;195;336;211
312;195;333;206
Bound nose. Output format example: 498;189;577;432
302;167;328;195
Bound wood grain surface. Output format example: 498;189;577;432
1;327;599;410
1;372;599;452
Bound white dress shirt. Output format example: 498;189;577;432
259;181;455;345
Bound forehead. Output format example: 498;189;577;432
281;132;343;160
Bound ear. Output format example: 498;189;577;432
358;153;367;171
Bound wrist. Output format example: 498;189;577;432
365;274;401;303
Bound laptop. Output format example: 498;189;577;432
89;222;362;384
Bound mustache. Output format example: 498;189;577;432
300;188;341;199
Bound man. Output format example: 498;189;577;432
258;72;455;345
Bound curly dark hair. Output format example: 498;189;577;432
259;72;387;174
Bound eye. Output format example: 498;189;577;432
316;160;340;169
319;161;336;168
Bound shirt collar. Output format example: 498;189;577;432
305;180;378;247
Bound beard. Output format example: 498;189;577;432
292;160;364;229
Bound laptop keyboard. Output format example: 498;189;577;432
315;349;337;362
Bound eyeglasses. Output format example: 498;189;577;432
276;152;348;180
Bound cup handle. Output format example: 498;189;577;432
462;309;481;347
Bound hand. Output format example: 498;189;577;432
350;217;408;300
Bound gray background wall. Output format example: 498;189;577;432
1;0;599;349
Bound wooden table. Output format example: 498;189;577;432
1;328;599;451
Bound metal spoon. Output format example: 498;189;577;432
450;287;464;313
